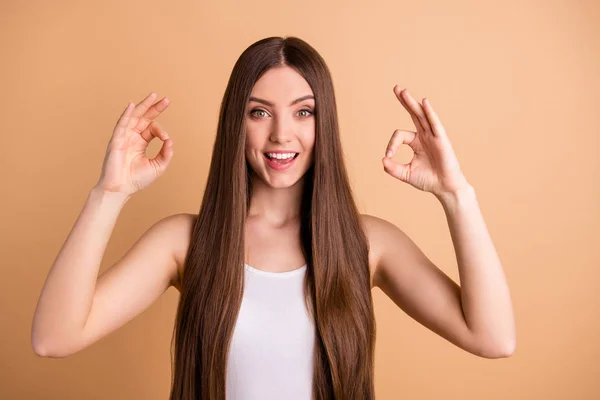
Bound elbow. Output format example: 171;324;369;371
469;322;516;359
499;339;516;358
31;332;76;358
31;337;61;358
477;338;516;359
32;341;73;358
31;318;85;358
31;338;53;358
31;328;49;357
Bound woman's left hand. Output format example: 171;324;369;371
382;86;470;197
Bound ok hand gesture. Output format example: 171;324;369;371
382;86;469;197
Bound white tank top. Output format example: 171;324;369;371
226;263;315;399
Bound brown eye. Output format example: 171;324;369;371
250;109;268;118
298;109;314;117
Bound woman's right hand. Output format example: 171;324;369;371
95;92;174;197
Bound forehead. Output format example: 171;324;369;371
250;66;314;103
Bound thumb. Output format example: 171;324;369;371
382;157;411;183
152;137;174;171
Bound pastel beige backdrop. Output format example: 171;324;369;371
1;0;598;399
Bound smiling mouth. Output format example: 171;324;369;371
263;153;300;160
264;153;299;161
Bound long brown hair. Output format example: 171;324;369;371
169;36;376;400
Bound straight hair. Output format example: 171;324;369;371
169;36;376;400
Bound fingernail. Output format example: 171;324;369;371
386;150;392;157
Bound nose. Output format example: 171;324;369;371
269;114;294;144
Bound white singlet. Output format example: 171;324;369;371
225;263;315;400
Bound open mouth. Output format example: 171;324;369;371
264;153;299;161
263;152;300;170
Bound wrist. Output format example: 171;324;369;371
90;185;132;205
435;183;476;207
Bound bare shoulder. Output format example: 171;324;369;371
359;213;389;288
359;213;412;289
169;212;197;292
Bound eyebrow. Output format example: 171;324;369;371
248;95;315;107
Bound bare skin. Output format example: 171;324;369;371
32;67;515;360
242;66;314;276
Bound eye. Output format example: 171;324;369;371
298;109;314;117
250;109;269;118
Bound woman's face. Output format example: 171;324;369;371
245;65;316;189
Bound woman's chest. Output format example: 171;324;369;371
244;217;306;273
226;267;315;398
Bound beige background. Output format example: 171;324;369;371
1;0;598;398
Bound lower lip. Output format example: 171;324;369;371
264;154;298;171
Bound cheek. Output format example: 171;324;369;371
303;132;316;152
245;120;269;142
244;129;261;152
244;130;266;169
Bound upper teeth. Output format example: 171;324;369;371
267;152;297;159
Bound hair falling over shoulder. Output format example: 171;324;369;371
168;36;376;400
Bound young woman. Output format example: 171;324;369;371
32;36;515;400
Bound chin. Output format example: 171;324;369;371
250;165;309;189
263;174;305;189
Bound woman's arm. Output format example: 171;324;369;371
365;185;515;359
436;184;516;355
31;187;131;356
31;187;186;358
371;86;515;358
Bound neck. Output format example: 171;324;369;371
247;170;304;227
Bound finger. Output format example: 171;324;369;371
394;86;431;134
422;98;446;138
151;136;174;172
393;86;423;132
132;96;171;133
141;121;170;143
142;96;170;121
132;92;158;118
382;157;412;183
113;102;135;137
385;129;416;158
